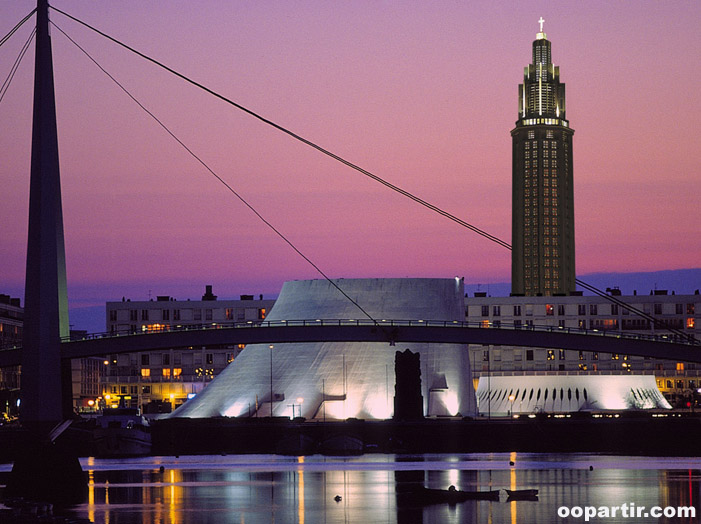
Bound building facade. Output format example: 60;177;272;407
0;294;22;419
466;289;700;408
511;20;575;296
100;286;275;413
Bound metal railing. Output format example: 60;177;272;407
53;318;698;347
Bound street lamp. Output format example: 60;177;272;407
269;345;274;416
296;397;304;419
508;394;516;417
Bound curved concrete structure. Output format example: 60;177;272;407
476;375;671;416
171;278;476;419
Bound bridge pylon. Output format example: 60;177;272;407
7;0;86;505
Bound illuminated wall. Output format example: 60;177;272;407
476;375;671;416
171;278;477;419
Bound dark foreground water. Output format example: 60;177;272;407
2;453;701;523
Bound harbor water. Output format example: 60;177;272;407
1;453;700;523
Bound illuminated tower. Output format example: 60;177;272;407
511;18;575;296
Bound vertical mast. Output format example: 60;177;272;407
21;0;69;427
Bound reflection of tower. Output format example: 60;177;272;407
511;18;575;297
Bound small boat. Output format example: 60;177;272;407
407;486;501;504
505;488;539;501
94;408;151;457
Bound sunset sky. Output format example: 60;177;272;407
1;1;699;322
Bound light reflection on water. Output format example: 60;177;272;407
16;454;701;523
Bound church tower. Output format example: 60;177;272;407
511;18;575;296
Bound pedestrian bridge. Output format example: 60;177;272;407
1;319;698;367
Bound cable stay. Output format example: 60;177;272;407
49;19;380;329
0;8;35;50
0;27;35;105
49;5;510;251
37;7;698;345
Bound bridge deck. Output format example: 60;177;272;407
1;320;698;367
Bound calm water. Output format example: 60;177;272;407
2;453;701;523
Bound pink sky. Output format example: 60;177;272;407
1;1;700;309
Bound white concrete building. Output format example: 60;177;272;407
171;278;477;419
466;289;700;410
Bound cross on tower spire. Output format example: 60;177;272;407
538;17;545;33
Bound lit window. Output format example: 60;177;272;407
688;318;696;329
162;368;171;378
547;350;555;361
173;368;182;377
676;363;685;372
141;368;151;377
546;304;554;316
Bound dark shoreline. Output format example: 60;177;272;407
1;412;699;462
151;412;701;457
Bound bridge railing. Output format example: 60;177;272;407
45;317;698;347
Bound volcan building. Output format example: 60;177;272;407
511;19;575;296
